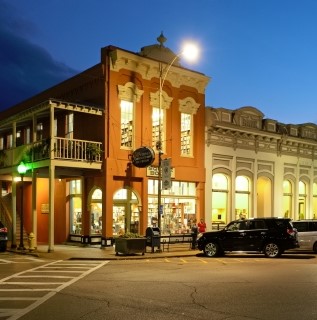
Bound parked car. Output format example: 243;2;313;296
292;220;317;253
0;221;8;252
196;218;299;258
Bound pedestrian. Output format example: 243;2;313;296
191;219;198;249
198;218;206;233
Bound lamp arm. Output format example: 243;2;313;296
160;53;182;89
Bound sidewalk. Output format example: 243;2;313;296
6;242;200;261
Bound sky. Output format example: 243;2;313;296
1;0;317;125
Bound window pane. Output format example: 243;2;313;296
152;107;164;152
236;176;249;192
121;100;133;148
181;113;192;155
212;173;228;190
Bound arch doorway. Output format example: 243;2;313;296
90;188;102;235
113;188;140;235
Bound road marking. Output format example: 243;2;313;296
0;260;109;320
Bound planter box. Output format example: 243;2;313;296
115;237;147;256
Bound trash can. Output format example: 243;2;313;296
146;227;161;253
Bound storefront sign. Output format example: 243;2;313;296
131;146;155;168
147;165;175;178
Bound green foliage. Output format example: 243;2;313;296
118;232;144;238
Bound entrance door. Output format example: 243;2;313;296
113;203;140;235
113;188;140;235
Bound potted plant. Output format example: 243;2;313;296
114;232;147;256
86;143;102;162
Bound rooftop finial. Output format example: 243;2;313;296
157;32;167;47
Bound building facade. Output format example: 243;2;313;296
205;106;317;230
0;35;210;250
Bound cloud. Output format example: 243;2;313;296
0;1;78;112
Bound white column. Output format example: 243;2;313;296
32;170;37;249
231;156;236;221
48;103;55;252
11;177;17;248
48;164;55;252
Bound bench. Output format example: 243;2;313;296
160;234;193;252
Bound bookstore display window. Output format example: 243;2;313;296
180;113;192;156
90;188;102;234
152;107;165;152
235;176;250;219
120;100;134;149
211;173;228;226
148;180;196;234
113;189;139;235
69;180;82;234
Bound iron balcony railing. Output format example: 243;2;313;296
0;138;102;167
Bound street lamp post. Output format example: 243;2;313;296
17;161;27;250
156;36;199;230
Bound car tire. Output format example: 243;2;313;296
313;242;317;253
204;242;220;257
264;242;281;258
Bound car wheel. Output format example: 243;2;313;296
264;242;281;258
204;242;219;257
313;242;317;253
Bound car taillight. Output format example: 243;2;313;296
287;228;296;236
0;227;7;233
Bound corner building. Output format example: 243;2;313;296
0;35;210;250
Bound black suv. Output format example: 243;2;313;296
196;218;299;258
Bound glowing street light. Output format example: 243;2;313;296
156;34;199;230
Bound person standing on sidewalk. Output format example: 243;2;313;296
191;219;198;249
198;218;206;233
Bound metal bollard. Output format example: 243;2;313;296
28;232;35;252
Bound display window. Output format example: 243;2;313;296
148;180;197;235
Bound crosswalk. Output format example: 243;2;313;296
0;260;108;320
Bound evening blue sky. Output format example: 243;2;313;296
1;0;317;124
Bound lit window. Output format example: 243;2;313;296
37;123;43;141
152;107;165;152
181;113;192;156
120;100;134;149
235;176;250;219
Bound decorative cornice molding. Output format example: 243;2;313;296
109;49;210;94
178;97;200;114
149;91;173;109
117;82;144;102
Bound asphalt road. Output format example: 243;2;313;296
1;252;317;320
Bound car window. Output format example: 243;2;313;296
293;222;308;232
227;222;240;231
249;220;266;230
310;222;317;231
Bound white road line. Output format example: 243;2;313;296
0;260;109;320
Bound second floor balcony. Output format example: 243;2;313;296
0;137;103;170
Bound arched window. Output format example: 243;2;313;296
298;181;307;220
90;188;102;234
235;176;250;219
313;183;317;219
212;173;228;227
283;180;292;218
